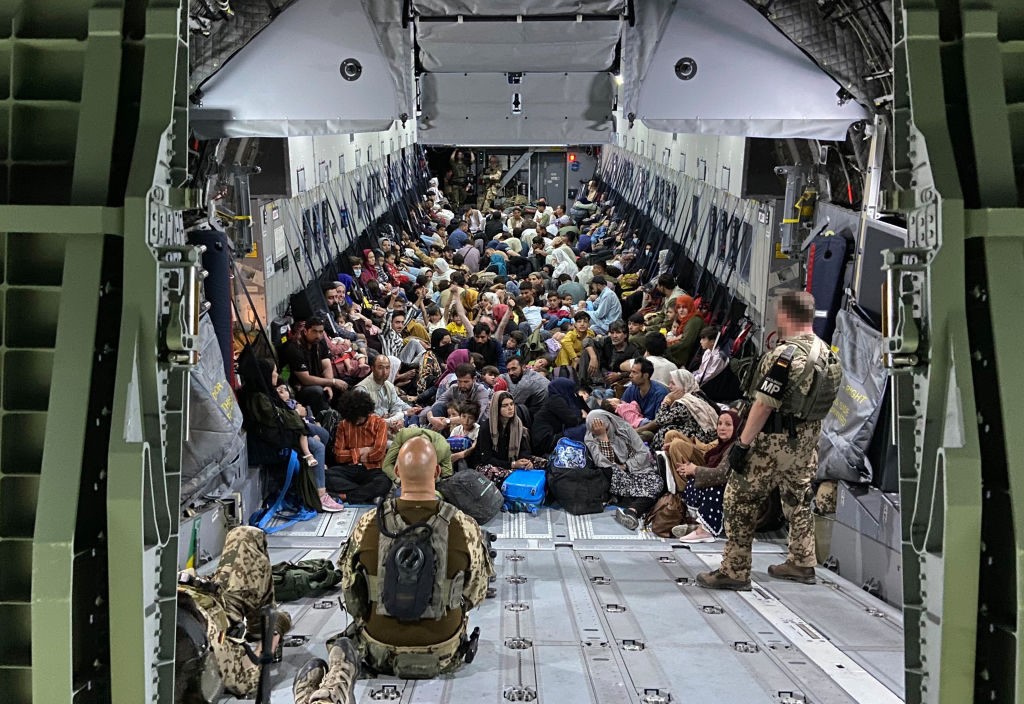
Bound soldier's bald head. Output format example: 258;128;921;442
396;436;439;484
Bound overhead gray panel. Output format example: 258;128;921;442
412;0;626;15
418;72;613;145
635;0;869;139
620;0;677;122
190;0;405;138
416;20;621;73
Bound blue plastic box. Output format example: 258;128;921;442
502;469;547;512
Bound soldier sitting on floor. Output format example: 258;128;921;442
293;436;493;704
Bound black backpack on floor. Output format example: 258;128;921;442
546;464;611;515
437;470;504;525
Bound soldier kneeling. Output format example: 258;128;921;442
294;436;494;704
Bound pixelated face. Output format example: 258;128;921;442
676;303;690;319
700;336;715;350
275;384;290;403
447;405;461;421
474;329;490;344
547;294;559;307
459;412;476;429
390;314;406;334
380;239;391;252
505;337;518;350
429;310;443;323
628;320;643;335
482;371;498;386
609;328;626;345
667;375;683;394
717;413;735;440
325;288;340;306
562;295;574;307
365;251;376;265
337;282;347;297
574;317;590;335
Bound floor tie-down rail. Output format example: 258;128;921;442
242;506;905;703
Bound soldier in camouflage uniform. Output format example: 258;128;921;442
698;291;839;591
447;149;473;210
175;526;290;702
480;156;504;209
293;436;493;704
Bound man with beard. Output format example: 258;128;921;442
462;323;507;373
500;357;550;424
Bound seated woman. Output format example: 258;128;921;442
585;410;665;531
237;358;344;513
638;369;720;451
665;294;704;368
532;377;588;455
664;409;741;543
470;390;534;484
416;328;456;401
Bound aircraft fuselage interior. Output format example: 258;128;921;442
1;1;1019;704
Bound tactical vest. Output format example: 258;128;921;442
368;500;465;622
779;337;843;421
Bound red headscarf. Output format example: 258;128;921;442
360;249;379;285
672;294;699;336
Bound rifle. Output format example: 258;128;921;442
253;604;277;704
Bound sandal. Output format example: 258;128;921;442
303;454;318;467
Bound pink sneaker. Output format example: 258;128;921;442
320;494;345;513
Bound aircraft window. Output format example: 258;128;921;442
355;148;362;167
686;194;699;242
679;153;687;173
697;158;707;181
296;166;306;193
719;166;731;192
739;221;754;282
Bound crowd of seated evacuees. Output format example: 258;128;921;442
236;175;744;542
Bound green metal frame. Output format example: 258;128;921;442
892;2;1024;702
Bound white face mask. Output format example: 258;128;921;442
353;267;362;277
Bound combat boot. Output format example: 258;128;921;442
696;569;751;591
292;658;327;704
310;638;360;704
768;560;816;585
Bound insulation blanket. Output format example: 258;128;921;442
817;309;886;484
181;314;248;508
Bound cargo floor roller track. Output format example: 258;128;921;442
241;506;905;704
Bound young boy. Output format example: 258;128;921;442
448;400;481;470
694;325;727;385
627;313;648;352
552;310;595;370
480;364;506;392
543;292;573;330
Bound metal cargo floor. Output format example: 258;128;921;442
251;506;905;703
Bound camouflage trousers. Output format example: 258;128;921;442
335;620;467;679
720;421;821;582
180;526;275;697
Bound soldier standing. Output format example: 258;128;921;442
697;290;842;591
480;155;504;209
293;436;493;704
447;149;473;210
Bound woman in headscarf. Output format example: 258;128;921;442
548;238;580;280
585;410;665;531
640;368;720;450
436;347;471;391
531;377;588;455
470;390;534;484
236;357;343;512
664;409;741;543
665;294;704;367
417;328;456;397
432;257;452;285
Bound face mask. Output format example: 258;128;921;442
437;343;456;361
353;267;362;277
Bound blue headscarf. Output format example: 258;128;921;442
336;273;357;305
548;377;585;411
489;253;507;276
